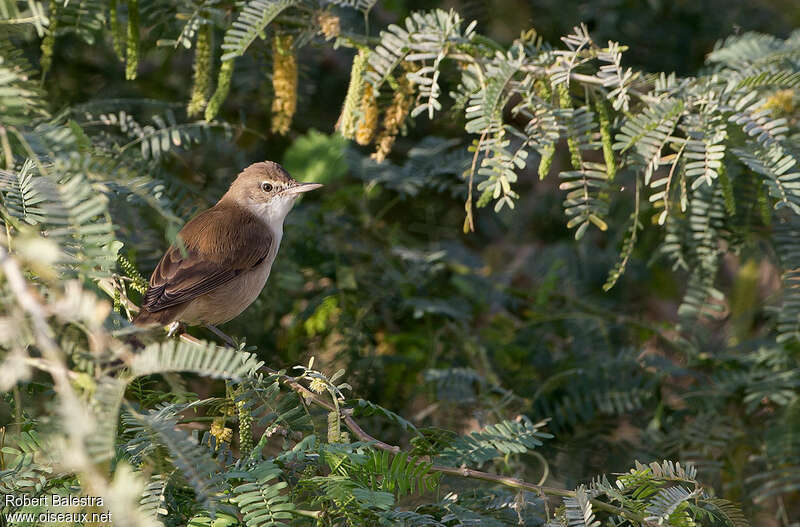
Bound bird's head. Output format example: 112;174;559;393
222;161;322;226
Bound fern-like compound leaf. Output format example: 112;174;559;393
231;460;294;527
130;339;263;379
563;485;600;527
437;416;551;466
220;0;298;62
131;409;225;514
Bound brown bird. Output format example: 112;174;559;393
134;161;321;340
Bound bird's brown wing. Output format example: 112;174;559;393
141;206;273;313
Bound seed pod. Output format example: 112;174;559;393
557;83;582;170
271;34;297;135
594;97;617;181
205;58;234;121
110;0;125;62
337;50;368;140
355;83;378;145
187;24;212;118
125;0;140;80
317;12;341;40
372;67;415;162
40;0;58;79
535;80;555;180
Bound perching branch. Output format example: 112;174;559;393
175;332;645;523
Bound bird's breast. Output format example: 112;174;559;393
179;230;282;326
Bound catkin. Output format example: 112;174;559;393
317;12;341;40
187;25;212;118
595;97;617;181
337;50;368;140
718;161;735;216
372;68;415;162
535;81;555;179
237;398;253;455
205;58;234;121
117;254;148;294
40;0;58;79
271;34;297;135
327;411;341;443
125;0;140;80
110;0;125;61
757;182;771;225
557;83;582;170
355;83;378;145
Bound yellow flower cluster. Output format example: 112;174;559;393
317;12;341;40
338;50;369;139
355;83;378;145
762;89;795;115
309;376;328;394
372;69;415;162
187;25;212;118
210;417;232;447
271;34;298;135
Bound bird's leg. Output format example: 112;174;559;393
166;321;185;338
205;324;237;348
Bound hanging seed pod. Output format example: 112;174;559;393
337;50;368;140
594;97;617;181
187;24;212;118
205;58;234;121
535;80;556;179
40;0;58;79
557;83;582;170
125;0;140;80
270;34;297;135
372;67;415;162
317;12;341;40
110;0;125;62
355;83;378;145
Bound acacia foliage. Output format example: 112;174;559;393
0;1;798;526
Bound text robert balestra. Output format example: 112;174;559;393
5;494;105;507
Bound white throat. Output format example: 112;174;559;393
245;194;297;237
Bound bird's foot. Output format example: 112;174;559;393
205;324;237;348
166;321;185;339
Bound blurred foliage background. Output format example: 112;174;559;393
2;0;800;525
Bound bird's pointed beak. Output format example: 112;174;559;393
284;182;323;196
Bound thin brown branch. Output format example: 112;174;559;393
176;332;645;523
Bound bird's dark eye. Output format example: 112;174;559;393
261;182;274;192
